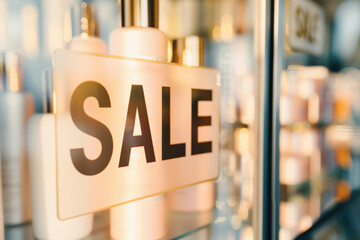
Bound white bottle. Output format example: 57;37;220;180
166;36;215;212
27;71;93;240
26;3;106;239
0;52;34;225
109;0;168;239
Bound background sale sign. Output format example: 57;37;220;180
53;50;220;219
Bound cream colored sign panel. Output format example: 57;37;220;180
54;50;220;219
289;0;326;56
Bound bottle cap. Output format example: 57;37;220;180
0;52;23;92
120;0;159;28
71;2;99;38
171;36;203;66
41;69;54;113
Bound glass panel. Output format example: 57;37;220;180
275;0;360;239
53;50;220;219
0;0;271;239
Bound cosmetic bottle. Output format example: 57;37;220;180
0;52;34;225
27;70;93;240
109;0;167;239
166;36;215;212
26;3;107;238
67;2;107;53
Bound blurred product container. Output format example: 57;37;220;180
278;64;360;239
0;52;34;225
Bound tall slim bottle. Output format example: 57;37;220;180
0;52;34;225
109;0;167;239
27;71;93;240
166;36;215;212
67;2;107;53
26;3;106;239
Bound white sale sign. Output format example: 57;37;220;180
289;0;326;56
53;50;220;219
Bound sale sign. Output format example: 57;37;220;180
289;0;326;56
53;50;220;219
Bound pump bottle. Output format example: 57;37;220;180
109;0;168;239
166;36;215;212
67;2;107;53
26;3;106;239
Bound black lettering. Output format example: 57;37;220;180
296;7;309;39
296;7;318;43
162;87;186;160
296;7;305;38
303;10;309;40
308;13;318;43
70;81;113;176
119;85;156;167
191;89;212;155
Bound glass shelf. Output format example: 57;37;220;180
4;206;252;240
4;176;253;240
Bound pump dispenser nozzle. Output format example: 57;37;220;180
0;52;23;92
67;2;107;53
120;0;159;28
71;2;99;38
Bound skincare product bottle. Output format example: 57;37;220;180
109;0;167;239
67;2;107;53
26;4;106;238
27;70;93;240
109;0;167;60
166;36;215;212
0;52;34;225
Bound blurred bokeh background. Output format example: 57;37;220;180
1;0;360;239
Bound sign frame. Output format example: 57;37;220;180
53;50;221;220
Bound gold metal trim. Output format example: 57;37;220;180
56;176;219;221
54;49;218;71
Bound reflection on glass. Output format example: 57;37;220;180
159;0;257;237
279;66;360;238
